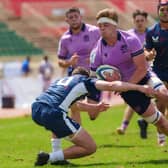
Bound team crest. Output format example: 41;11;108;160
104;53;108;57
120;44;128;53
83;35;90;42
152;36;159;43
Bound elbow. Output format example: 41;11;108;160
89;112;98;120
90;116;96;120
58;61;67;68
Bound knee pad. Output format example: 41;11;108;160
143;111;162;124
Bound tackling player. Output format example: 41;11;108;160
32;67;156;166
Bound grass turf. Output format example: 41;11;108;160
0;105;168;168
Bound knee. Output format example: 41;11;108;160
86;142;97;155
155;115;167;127
143;111;162;124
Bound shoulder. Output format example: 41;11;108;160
119;30;139;42
59;31;72;42
127;28;135;34
147;23;159;34
85;23;99;32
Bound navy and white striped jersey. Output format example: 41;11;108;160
35;74;100;112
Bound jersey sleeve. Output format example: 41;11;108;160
57;37;68;59
85;78;101;102
128;35;144;57
90;41;103;71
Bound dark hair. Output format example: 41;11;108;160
132;9;148;19
65;7;80;17
72;67;89;77
43;55;48;61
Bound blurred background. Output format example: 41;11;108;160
0;0;158;109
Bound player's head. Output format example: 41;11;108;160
158;0;168;9
132;9;148;31
43;55;48;62
72;66;90;77
157;0;168;23
65;7;82;30
96;8;118;38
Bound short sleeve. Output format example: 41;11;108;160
57;37;68;59
90;41;103;71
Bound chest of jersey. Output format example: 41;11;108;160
67;32;97;56
101;40;132;67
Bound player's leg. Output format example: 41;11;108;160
63;128;97;159
154;84;168;146
36;130;96;165
35;111;96;166
120;90;167;143
116;105;134;134
50;103;81;153
142;102;168;137
37;128;96;166
137;118;148;139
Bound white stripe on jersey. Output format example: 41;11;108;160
63;112;77;133
59;82;87;111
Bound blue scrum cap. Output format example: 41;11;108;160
158;0;168;8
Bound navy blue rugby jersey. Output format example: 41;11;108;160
35;75;100;112
145;23;168;69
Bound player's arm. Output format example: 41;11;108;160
95;80;156;96
74;99;110;120
128;53;148;84
58;53;79;68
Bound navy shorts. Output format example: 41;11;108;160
31;102;81;138
153;67;168;82
120;75;151;115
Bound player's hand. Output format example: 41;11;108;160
145;48;156;61
88;102;110;120
96;101;110;112
69;53;79;66
141;85;156;97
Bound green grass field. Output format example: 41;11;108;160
1;105;168;168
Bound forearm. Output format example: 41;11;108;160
58;59;71;68
96;80;143;92
76;101;98;112
75;100;100;120
108;81;142;92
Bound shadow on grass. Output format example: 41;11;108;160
127;159;168;165
51;161;118;167
50;159;168;167
98;143;150;149
99;144;135;148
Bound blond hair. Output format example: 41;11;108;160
96;8;118;23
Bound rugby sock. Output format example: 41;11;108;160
157;133;166;144
51;138;61;152
121;120;129;130
49;150;64;162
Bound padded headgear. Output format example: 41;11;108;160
158;0;168;10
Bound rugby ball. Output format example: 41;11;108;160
96;65;121;81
